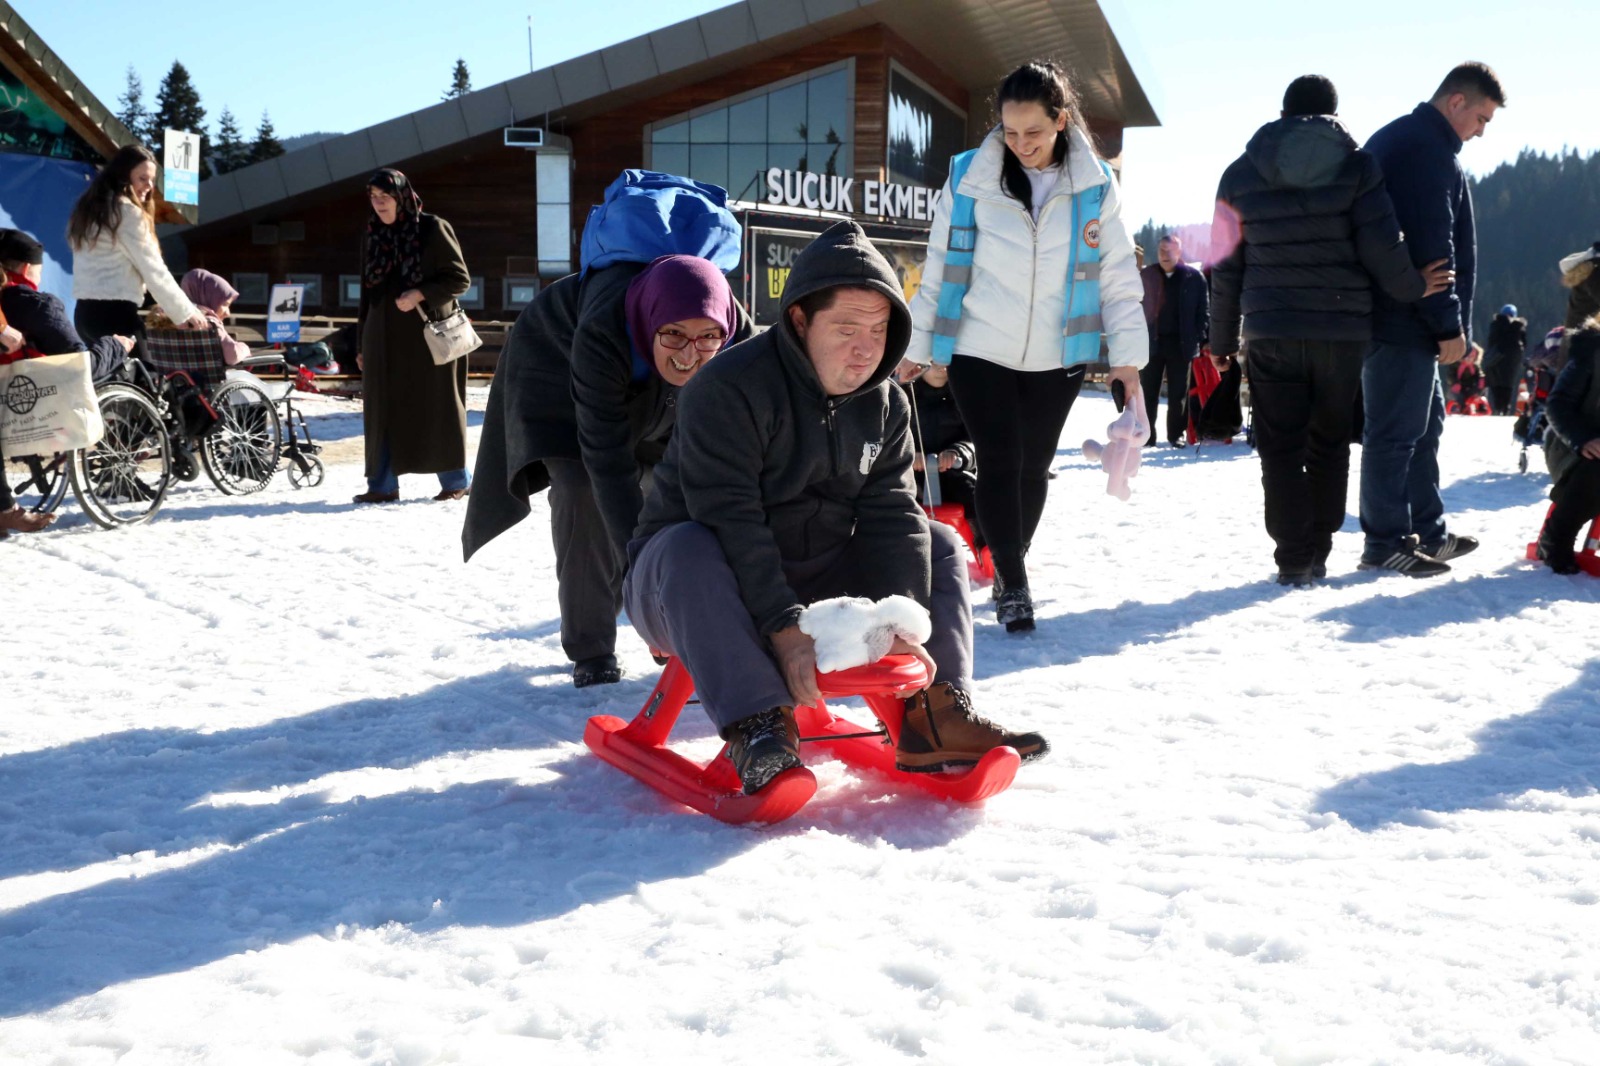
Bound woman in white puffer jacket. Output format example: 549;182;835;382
908;60;1148;632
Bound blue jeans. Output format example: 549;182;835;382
367;441;471;495
1359;341;1447;556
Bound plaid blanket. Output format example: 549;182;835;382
144;329;228;388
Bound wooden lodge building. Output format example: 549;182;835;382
175;0;1159;331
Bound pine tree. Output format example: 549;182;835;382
150;60;209;178
211;107;247;175
248;111;285;165
443;59;471;100
115;66;149;147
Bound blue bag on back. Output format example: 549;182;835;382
579;170;742;277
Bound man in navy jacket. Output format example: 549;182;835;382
1358;62;1505;576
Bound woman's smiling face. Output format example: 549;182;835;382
1000;100;1065;171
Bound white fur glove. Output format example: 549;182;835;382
798;595;933;674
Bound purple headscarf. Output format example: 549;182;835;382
624;255;737;372
180;269;240;315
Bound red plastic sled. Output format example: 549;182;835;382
926;502;995;583
584;655;1021;825
1524;504;1600;577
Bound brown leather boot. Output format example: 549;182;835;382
896;682;1048;772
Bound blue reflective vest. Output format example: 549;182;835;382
930;150;1112;367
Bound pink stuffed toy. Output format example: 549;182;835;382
1082;384;1148;501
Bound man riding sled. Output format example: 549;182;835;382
624;220;1048;796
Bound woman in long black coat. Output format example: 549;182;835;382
464;255;749;687
354;168;473;503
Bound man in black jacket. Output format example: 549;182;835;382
626;221;1046;795
1482;305;1527;415
1139;235;1208;447
1359;62;1504;575
1210;76;1449;585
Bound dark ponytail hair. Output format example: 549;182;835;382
68;143;159;251
993;60;1086;213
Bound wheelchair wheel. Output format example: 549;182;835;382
287;454;325;489
201;379;282;495
8;453;71;516
69;383;172;528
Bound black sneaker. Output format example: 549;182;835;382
727;707;802;795
573;654;622;688
995;586;1034;632
1276;567;1314;588
1420;533;1479;562
1357;542;1450;578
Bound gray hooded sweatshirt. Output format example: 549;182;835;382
633;220;930;636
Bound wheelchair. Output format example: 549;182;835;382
5;330;324;529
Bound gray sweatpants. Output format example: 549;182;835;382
547;458;622;663
623;520;973;734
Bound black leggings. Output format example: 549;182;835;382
74;299;145;361
946;355;1084;588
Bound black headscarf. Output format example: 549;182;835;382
363;168;425;289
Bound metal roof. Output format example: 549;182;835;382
0;0;136;159
192;0;1159;229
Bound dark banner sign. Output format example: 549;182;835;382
748;229;930;328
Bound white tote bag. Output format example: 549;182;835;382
0;352;105;457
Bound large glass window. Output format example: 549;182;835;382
886;65;967;191
647;62;853;201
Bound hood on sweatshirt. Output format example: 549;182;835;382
776;219;912;399
1245;114;1359;189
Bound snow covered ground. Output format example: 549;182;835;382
3;387;1599;1065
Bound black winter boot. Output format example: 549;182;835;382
573;654;623;688
727;707;802;794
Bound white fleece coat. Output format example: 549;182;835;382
70;198;198;323
908;126;1148;371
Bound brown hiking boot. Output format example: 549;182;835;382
896;682;1048;772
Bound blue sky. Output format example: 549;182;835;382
30;0;1598;227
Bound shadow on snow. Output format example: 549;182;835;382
0;666;980;1016
1314;659;1600;830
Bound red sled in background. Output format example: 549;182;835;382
1186;350;1244;446
924;502;994;584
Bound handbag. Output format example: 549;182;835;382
416;303;482;366
0;351;104;457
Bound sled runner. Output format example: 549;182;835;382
584;655;1021;825
1524;505;1600;577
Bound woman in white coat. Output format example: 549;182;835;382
69;144;206;353
907;60;1148;632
